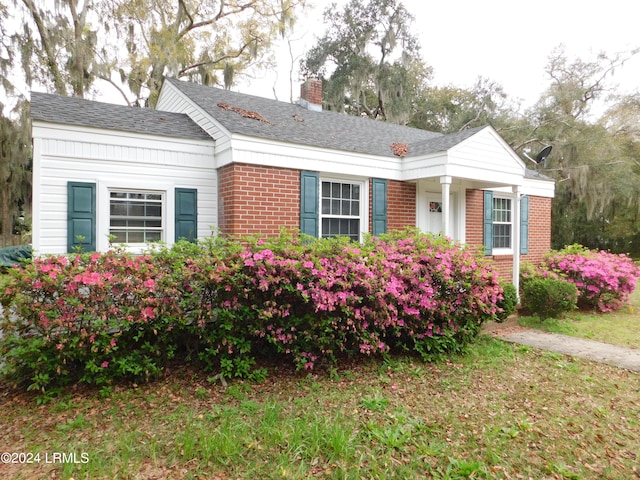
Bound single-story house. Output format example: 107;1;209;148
30;78;554;290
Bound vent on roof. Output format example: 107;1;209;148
300;78;322;112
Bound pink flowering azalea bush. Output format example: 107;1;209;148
1;229;503;394
538;244;640;313
0;250;187;394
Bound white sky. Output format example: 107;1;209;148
242;0;640;111
6;0;639;113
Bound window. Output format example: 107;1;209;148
109;191;163;243
492;196;512;250
320;180;362;241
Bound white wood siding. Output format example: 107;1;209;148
32;122;216;255
446;128;525;185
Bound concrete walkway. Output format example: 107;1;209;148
499;330;640;372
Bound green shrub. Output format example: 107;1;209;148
496;282;518;322
521;278;577;320
1;230;503;395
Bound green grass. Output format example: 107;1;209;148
1;336;639;479
519;283;640;348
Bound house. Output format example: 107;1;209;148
30;78;555;290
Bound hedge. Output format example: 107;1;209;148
0;230;504;394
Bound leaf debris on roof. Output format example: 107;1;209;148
217;102;272;124
391;143;409;157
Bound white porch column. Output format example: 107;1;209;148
440;176;452;238
512;186;521;294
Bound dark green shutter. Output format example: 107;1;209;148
483;190;493;255
300;171;319;237
372;178;388;236
520;195;529;254
175;188;198;243
67;182;96;252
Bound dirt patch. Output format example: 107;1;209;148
481;314;529;337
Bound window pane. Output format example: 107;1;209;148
341;200;351;215
109;190;163;244
331;199;340;214
322;182;330;197
322;199;330;214
342;184;351;198
110;230;126;243
352;185;360;199
321;218;360;242
332;183;340;197
146;204;162;217
145;231;161;242
493;224;511;249
351;201;360;216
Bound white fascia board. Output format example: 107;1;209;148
446;163;525;186
522;177;555;198
225;134;405;179
401;153;448;181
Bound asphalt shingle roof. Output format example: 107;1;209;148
407;126;486;156
164;78;449;158
30;91;211;141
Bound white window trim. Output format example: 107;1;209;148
492;193;514;256
319;176;369;242
98;182;171;253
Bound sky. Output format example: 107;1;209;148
5;0;639;113
241;0;640;112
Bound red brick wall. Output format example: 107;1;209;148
218;163;300;237
369;180;416;233
300;79;322;106
465;189;552;280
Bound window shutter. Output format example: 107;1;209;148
67;182;96;252
372;178;388;236
483;190;493;255
520;195;529;254
175;188;198;243
300;171;319;237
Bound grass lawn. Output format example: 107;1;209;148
1;335;639;479
1;268;639;479
518;283;640;349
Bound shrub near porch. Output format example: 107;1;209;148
542;244;640;313
0;230;503;394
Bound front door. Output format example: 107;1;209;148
426;194;444;235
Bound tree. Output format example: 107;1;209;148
110;0;306;106
301;0;431;124
518;47;640;252
410;77;517;133
11;0;105;98
0;102;31;245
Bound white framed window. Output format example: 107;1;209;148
492;196;512;252
109;190;164;244
320;179;364;242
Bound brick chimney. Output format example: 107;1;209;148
300;78;322;111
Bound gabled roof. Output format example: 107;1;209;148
408;126;486;156
164;78;448;158
30;91;211;141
